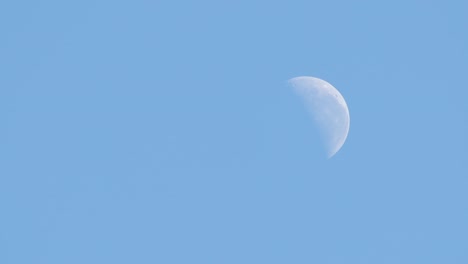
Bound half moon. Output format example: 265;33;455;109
288;76;350;158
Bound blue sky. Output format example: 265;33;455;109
1;0;467;263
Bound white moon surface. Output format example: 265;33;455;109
289;76;350;158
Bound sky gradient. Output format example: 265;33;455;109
1;0;467;263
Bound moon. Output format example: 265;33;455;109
288;76;350;158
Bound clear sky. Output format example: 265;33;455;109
1;0;467;263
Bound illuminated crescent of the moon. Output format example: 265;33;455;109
289;76;350;158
